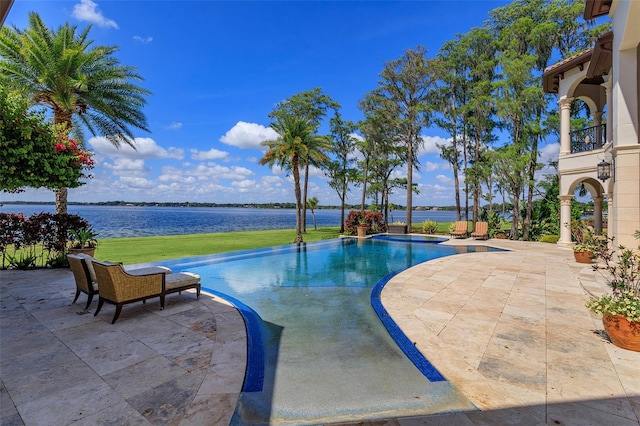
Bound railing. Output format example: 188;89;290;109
570;124;606;153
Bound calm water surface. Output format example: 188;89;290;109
1;204;458;238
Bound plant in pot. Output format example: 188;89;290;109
67;226;98;257
357;218;368;238
585;231;640;351
569;219;599;263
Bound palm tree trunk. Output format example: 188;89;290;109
292;156;303;243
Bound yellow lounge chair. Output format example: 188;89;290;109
450;221;468;238
471;221;489;240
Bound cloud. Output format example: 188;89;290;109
167;122;182;130
190;148;228;161
420;135;451;155
89;136;184;160
538;142;559;166
103;158;146;172
133;35;153;44
435;174;452;184
220;121;278;149
231;180;257;192
72;0;118;29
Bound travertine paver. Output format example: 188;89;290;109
2;239;639;425
0;268;246;425
366;239;640;425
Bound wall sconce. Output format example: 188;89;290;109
597;159;611;181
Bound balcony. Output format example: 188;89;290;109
570;124;606;153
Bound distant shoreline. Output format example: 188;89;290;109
0;201;457;211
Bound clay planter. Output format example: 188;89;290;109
602;314;640;352
356;226;367;238
573;250;593;264
67;247;96;257
388;224;408;234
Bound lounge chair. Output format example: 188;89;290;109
67;253;172;309
471;221;489;240
91;260;201;324
450;221;468;238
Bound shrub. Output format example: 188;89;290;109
345;210;386;236
539;235;560;244
0;212;91;269
421;220;438;234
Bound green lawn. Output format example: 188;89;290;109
95;227;343;264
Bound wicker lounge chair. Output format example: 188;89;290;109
450;221;468;238
91;260;201;324
67;254;172;309
471;221;489;240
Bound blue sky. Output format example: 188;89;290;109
4;0;560;206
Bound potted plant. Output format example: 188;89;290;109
357;218;368;238
585;231;640;351
388;221;408;234
67;226;98;257
569;220;599;263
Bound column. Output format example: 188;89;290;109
594;111;604;148
601;80;613;144
558;195;574;247
606;193;613;241
593;196;603;232
559;97;573;155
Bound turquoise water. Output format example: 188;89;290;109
156;238;482;424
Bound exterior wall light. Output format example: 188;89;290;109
597;159;611;181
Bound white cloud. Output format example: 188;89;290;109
424;161;442;172
420;135;451;155
89;136;184;160
72;0;118;29
220;121;278;149
168;122;182;130
103;158;145;172
231;180;257;192
133;35;153;44
117;176;155;189
538;142;559;166
190;148;228;161
435;174;452;184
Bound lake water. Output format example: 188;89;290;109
0;204;458;239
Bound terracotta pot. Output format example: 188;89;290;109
602;314;640;352
68;247;96;257
357;226;367;238
573;250;593;263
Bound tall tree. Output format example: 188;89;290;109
268;88;339;232
375;46;434;227
0;13;150;214
306;196;319;230
327;112;358;233
260;116;327;243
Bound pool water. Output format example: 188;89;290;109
160;238;483;424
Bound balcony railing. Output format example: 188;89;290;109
570;124;606;153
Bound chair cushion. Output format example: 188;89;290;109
75;253;99;283
165;272;200;290
125;266;172;276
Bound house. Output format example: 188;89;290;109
543;0;639;249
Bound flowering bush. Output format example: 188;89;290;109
54;134;95;173
345;210;386;235
585;231;640;323
421;220;438;234
0;212;91;269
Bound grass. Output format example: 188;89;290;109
95;227;342;264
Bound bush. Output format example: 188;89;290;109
421;220;438;234
344;210;386;236
0;212;91;269
539;235;560;244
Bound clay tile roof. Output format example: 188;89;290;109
543;49;593;94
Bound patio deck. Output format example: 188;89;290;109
1;239;638;425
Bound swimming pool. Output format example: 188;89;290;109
158;238;485;424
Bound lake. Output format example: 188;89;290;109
0;204;458;239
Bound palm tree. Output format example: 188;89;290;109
260;116;326;243
307;196;319;230
0;12;150;213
